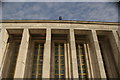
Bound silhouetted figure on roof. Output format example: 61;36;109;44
59;16;62;20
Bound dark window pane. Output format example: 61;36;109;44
61;65;64;70
55;75;59;78
38;75;42;78
60;70;65;74
61;75;65;78
83;70;86;73
55;60;59;64
82;65;86;69
60;56;64;59
34;56;37;59
55;65;58;69
55;70;59;74
60;59;64;64
38;70;42;73
32;75;36;78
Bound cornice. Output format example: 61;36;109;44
0;20;120;25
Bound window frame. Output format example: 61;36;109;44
51;40;67;78
31;40;45;78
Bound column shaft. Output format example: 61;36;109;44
112;30;120;75
67;42;72;78
112;30;120;54
0;29;9;78
91;30;106;78
42;28;51;78
86;43;94;78
64;43;68;78
69;29;79;78
14;28;30;78
84;44;92;78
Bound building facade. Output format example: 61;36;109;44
0;20;120;79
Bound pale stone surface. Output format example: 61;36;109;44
69;29;79;78
84;44;91;78
88;32;100;78
42;28;51;78
2;23;118;31
112;30;120;54
0;20;119;78
86;43;94;78
112;30;120;75
67;42;72;78
14;28;30;78
118;26;120;76
0;29;9;79
102;38;118;78
64;43;68;78
0;29;2;79
2;40;18;78
91;30;106;78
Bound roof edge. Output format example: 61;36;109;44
0;20;120;25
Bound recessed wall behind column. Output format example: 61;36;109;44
74;30;92;78
2;29;23;78
75;30;103;78
97;30;119;78
24;29;46;78
51;29;69;78
87;30;102;78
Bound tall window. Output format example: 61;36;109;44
76;43;87;79
54;43;65;78
31;42;44;78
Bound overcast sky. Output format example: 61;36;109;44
1;2;119;22
2;0;119;2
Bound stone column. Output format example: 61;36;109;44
0;29;2;68
112;30;120;54
64;43;68;78
67;42;72;78
42;28;51;78
14;28;30;78
91;30;106;78
118;23;120;37
69;29;79;78
0;29;9;79
112;30;120;75
86;43;94;78
0;23;1;80
84;44;92;78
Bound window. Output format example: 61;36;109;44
54;43;65;78
31;42;44;78
76;43;87;79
